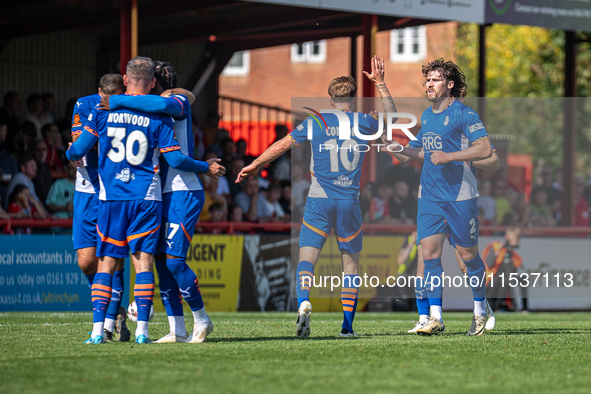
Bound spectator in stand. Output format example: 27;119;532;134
219;137;235;170
258;183;289;223
359;182;374;220
269;125;290;181
202;203;225;234
21;94;44;139
227;157;245;198
200;110;221;147
192;119;205;160
56;98;76;141
573;175;589;228
45;161;75;218
6;121;36;162
199;174;227;222
235;139;255;166
30;139;54;204
367;182;392;223
0;91;21;138
6;184;47;220
540;165;562;210
478;180;497;225
526;187;556;227
278;180;291;216
0;197;8;219
208;129;230;158
7;156;43;208
40;92;54;126
0;120;18;207
493;179;511;224
500;188;519;226
228;204;244;222
390;180;416;224
41;123;65;176
290;160;310;215
235;177;259;222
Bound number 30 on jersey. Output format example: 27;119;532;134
107;127;148;165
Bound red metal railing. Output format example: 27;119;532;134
1;219;590;237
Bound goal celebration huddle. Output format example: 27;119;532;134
67;54;497;343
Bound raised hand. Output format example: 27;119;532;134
206;158;226;180
363;55;385;85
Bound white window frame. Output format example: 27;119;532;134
290;40;327;63
222;51;250;76
390;26;426;63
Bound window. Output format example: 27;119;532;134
291;40;327;63
222;51;250;76
390;26;426;63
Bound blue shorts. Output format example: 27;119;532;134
417;198;479;248
97;200;162;258
157;190;204;257
72;192;98;250
300;198;363;254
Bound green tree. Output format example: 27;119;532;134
456;24;591;174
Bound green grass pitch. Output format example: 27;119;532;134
1;311;590;394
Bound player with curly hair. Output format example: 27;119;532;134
386;58;494;336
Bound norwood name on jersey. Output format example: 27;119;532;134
106;112;152;127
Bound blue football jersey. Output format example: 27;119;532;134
409;98;489;202
82;93;180;201
290;110;380;200
71;94;100;194
108;93;202;193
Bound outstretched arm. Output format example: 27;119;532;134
162;150;226;179
99;94;186;118
236;136;293;183
363;55;397;114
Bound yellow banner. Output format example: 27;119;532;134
131;235;244;313
309;235;404;311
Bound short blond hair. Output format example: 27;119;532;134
328;76;356;102
506;226;521;238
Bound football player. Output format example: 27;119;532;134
236;56;396;338
99;61;224;343
67;56;218;344
385;58;493;336
71;74;130;342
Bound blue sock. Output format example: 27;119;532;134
134;272;155;322
424;258;443;307
296;261;314;307
155;259;183;316
341;274;360;332
415;277;430;317
85;273;95;288
106;269;124;320
91;273;112;324
167;258;204;311
463;254;486;300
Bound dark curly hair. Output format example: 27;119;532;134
422;58;467;99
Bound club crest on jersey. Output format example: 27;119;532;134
444;116;449;126
115;168;135;183
422;132;442;151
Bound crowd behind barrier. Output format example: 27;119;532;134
2;91;591;233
